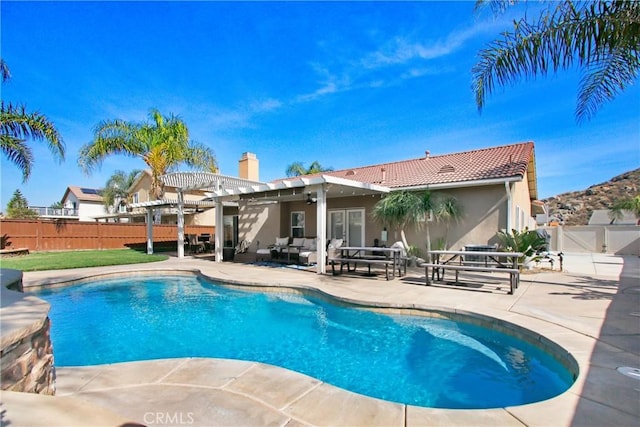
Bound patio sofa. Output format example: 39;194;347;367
296;237;318;266
255;237;318;265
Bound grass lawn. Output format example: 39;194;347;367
0;249;169;272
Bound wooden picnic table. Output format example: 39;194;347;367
329;246;404;280
424;250;523;294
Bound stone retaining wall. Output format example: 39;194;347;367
0;269;55;395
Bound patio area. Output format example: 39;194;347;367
2;253;639;426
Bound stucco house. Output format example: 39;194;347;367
233;141;540;261
136;142;540;273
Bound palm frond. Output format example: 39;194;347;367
0;134;33;181
0;102;65;160
474;0;522;15
78;119;144;173
184;142;218;172
472;0;640;121
577;46;640;121
286;162;306;177
0;59;11;82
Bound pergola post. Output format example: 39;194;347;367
214;198;224;263
177;190;185;259
146;208;154;255
315;184;327;274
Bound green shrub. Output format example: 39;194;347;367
495;228;547;264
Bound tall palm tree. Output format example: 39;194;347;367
473;0;640;122
609;195;640;223
286;160;334;177
0;59;65;181
102;169;142;212
78;109;218;200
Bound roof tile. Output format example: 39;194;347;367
274;142;535;189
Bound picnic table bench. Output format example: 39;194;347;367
329;246;403;280
423;250;523;294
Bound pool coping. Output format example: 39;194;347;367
3;254;639;426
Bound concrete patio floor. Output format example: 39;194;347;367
1;252;638;426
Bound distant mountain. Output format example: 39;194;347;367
541;168;639;226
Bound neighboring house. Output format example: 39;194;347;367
60;186;107;222
235;142;540;257
589;209;638;225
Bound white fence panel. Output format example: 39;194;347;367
541;225;639;255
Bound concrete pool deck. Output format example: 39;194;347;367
1;253;638;426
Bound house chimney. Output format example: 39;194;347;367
425;150;430;159
239;152;259;181
381;167;387;182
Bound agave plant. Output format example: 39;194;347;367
496;227;547;267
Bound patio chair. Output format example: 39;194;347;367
298;238;318;265
255;237;289;262
199;233;212;252
186;234;204;254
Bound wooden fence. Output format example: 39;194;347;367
0;219;214;252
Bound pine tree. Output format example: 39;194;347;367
6;189;38;219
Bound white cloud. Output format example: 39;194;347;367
249;98;282;114
292;17;504;104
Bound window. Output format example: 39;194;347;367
291;211;305;238
132;192;139;204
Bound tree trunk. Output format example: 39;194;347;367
400;229;409;249
425;224;432;262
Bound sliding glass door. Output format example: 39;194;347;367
328;209;364;247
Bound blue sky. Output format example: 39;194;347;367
1;1;639;210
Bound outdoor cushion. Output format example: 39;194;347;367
303;238;317;250
276;237;289;246
329;238;343;248
292;237;305;247
391;241;407;257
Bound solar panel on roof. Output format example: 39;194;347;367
80;188;100;195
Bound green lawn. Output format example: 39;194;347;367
0;249;169;272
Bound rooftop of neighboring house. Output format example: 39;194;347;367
62;186;103;203
272;142;537;198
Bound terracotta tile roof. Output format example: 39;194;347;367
276;142;535;189
65;186;103;202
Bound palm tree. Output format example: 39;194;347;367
0;59;65;181
372;191;423;249
286;160;334;177
432;195;463;250
373;190;462;257
418;191;462;254
102;169;142;212
609;195;640;224
473;0;640;122
78;109;217;200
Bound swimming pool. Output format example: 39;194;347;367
35;274;575;409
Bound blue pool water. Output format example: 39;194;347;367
35;275;574;409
